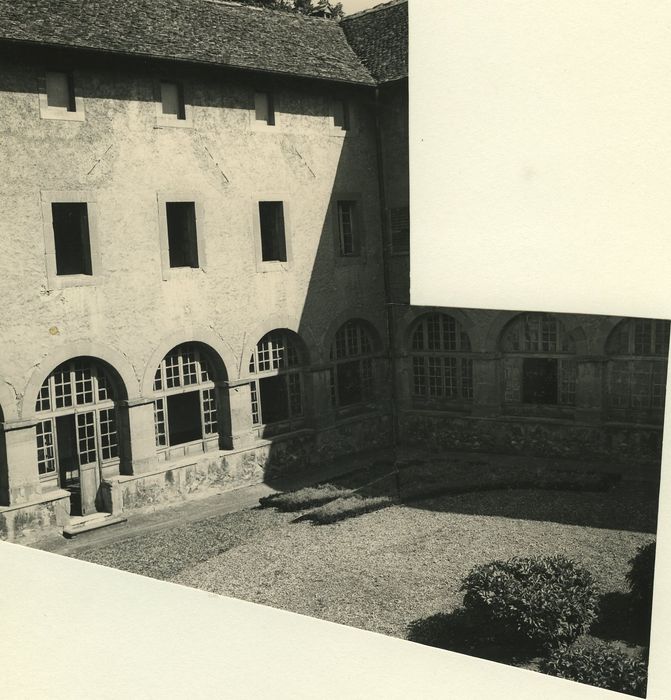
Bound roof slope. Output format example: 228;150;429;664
0;0;375;85
341;0;407;84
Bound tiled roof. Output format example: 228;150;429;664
341;0;408;84
0;0;376;86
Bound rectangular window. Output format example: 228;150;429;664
166;391;202;446
522;358;558;404
46;71;75;112
37;420;56;476
259;375;290;424
51;203;92;276
337;201;358;256
166;202;199;268
390;206;410;254
332;99;349;130
154;398;167;447
337;361;363;406
259;202;287;262
254;92;275;125
161;81;186;120
99;408;119;461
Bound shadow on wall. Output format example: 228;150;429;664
255;99;393;485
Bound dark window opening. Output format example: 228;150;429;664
161;81;186;120
333;99;350;130
337;360;363;406
46;71;76;112
52;203;92;276
259;375;290;424
391;206;410;254
255;92;275;126
166;202;199;268
166;391;202;446
337;201;359;256
522;358;558;404
259;201;287;262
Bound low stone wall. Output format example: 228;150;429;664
0;491;70;544
399;410;664;466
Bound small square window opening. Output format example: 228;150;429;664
46;72;76;112
332;99;349;130
255;92;275;126
161;81;186;120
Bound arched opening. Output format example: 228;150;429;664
152;343;227;459
248;329;308;436
34;357;127;516
409;312;473;406
500;313;576;409
329;319;378;408
605;318;670;422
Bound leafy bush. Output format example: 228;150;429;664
540;639;647;697
627;541;656;616
306;494;394;525
258;484;352;512
460;555;600;650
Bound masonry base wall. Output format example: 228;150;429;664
0;412;392;543
399;410;664;467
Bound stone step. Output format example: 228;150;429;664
63;513;127;538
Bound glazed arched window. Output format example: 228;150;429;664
35;358;121;515
249;330;306;430
606;318;669;412
500;313;576;406
152;344;219;451
329;320;376;407
410;313;473;401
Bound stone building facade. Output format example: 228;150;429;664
0;0;666;541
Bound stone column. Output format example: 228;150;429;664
117;399;159;475
310;367;336;430
472;355;502;417
220;379;256;449
0;419;42;506
575;357;606;423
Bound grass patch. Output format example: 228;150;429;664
259;484;353;512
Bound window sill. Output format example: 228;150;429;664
256;260;291;273
40;108;85;122
155;116;193;129
49;274;98;290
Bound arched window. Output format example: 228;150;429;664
500;313;576;406
152;344;219;453
410;313;473;401
249;330;306;432
35;358;121;515
329;320;376;407
606;318;669;415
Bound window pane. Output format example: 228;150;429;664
259;375;290;424
254;92;274;125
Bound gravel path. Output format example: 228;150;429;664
75;483;655;641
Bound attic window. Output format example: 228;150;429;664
332;98;349;130
255;92;275;126
161;81;186;120
46;72;76;112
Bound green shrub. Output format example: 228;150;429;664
307;494;394;525
627;541;656;616
460;555;600;651
258;484;353;512
540;640;647;697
